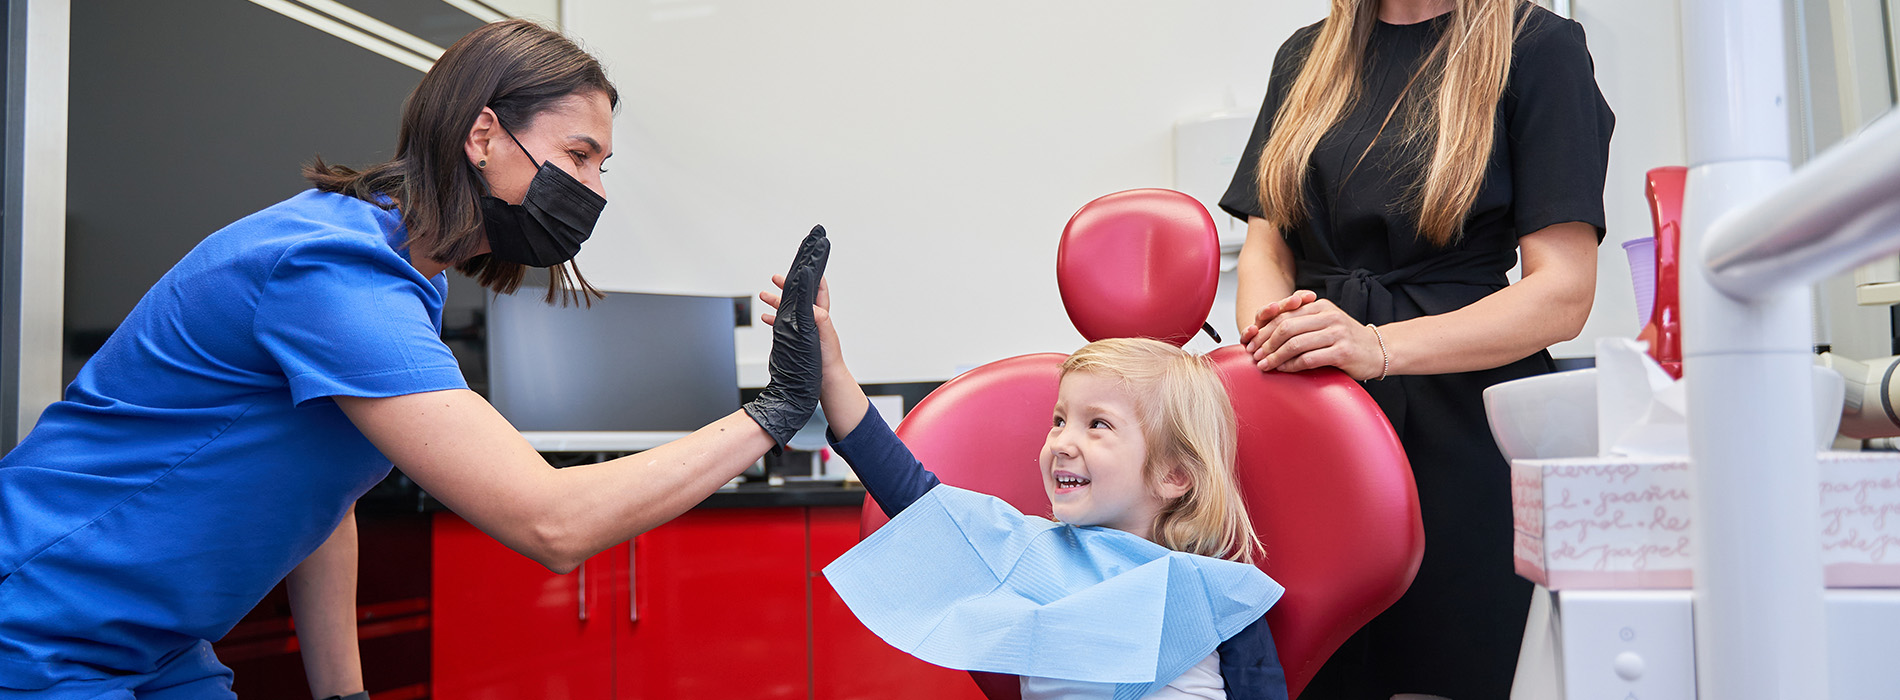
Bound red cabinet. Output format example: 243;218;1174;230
433;505;986;700
432;513;614;699
615;508;809;698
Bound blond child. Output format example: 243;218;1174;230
761;280;1288;700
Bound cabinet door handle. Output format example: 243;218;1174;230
628;539;639;622
577;560;589;621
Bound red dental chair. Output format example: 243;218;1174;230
856;189;1425;699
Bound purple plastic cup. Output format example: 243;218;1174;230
1623;236;1656;327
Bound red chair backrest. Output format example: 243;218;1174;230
857;189;1423;699
1209;349;1422;698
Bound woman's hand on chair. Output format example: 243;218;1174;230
1239;290;1319;350
1251;297;1385;381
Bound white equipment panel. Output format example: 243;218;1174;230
1531;589;1900;699
1556;591;1697;700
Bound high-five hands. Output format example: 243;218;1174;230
742;226;830;450
761;233;871;441
759;271;841;377
1239;290;1386;381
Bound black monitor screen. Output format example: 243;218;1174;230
487;290;739;432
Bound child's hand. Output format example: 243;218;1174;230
760;275;846;380
760;273;872;439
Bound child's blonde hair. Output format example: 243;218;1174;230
1060;338;1265;564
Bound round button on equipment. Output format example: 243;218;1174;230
1614;651;1645;681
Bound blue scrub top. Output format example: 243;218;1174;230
0;190;468;687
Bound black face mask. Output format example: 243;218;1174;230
479;124;607;267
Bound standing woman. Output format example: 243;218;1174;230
1220;0;1610;698
0;20;826;699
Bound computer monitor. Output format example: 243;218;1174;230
486;289;740;432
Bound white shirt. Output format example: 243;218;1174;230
1019;651;1226;700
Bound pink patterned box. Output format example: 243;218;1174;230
1511;452;1900;589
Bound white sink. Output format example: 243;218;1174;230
1484;368;1601;460
1483;365;1845;461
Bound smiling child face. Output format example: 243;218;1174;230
1040;370;1174;537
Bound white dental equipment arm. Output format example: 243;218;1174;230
1818;353;1900;440
1680;0;1900;698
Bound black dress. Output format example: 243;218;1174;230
1218;6;1612;699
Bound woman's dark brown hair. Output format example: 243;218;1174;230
306;19;618;305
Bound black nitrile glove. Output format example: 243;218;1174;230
744;225;830;451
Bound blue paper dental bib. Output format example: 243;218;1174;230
822;485;1284;699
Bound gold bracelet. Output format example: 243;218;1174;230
1366;323;1389;381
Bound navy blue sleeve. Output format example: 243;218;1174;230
827;406;942;519
1218;615;1289;700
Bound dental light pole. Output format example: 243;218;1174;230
1679;0;1826;696
1683;0;1900;696
1680;0;1825;696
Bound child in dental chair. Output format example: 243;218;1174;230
761;278;1289;700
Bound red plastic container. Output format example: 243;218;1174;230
1642;166;1686;379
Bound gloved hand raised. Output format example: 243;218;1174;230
743;225;830;451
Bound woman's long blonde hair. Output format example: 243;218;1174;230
1255;0;1522;246
1061;339;1265;564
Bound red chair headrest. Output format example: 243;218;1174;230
1057;189;1219;346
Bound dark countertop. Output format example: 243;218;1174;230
357;472;866;514
698;480;868;509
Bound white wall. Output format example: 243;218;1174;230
562;0;1871;382
564;0;1324;384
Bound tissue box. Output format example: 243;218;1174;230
1512;451;1900;589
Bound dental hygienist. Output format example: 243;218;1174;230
0;20;825;700
1221;0;1612;698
